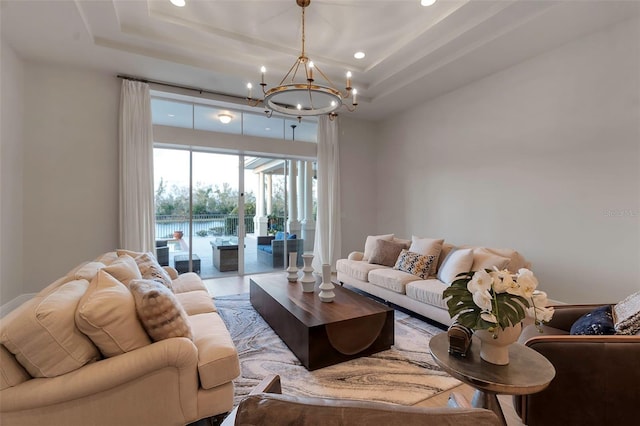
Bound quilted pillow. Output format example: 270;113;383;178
129;279;192;342
613;291;640;335
570;305;616;335
134;252;174;292
0;280;100;378
76;270;151;357
393;250;436;280
368;239;406;267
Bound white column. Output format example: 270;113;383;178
287;160;301;235
301;161;315;252
297;160;304;222
255;172;268;236
266;174;273;216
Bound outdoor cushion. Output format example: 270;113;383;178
259;245;273;254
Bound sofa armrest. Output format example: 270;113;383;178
0;337;199;412
257;236;276;246
544;303;611;331
514;333;640;425
348;251;364;261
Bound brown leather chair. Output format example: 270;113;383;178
223;375;500;426
514;304;640;426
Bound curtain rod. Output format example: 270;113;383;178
116;74;246;103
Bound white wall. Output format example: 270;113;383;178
376;18;640;303
338;116;379;256
21;64;120;293
0;40;25;305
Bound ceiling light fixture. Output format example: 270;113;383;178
170;0;186;7
354;51;365;59
246;0;357;121
421;0;437;7
218;113;232;124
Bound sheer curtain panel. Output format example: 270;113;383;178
313;116;342;271
119;80;155;252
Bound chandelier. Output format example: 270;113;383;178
246;0;357;121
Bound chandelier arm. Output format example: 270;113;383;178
343;104;357;112
313;63;349;97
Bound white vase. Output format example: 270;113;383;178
300;254;315;292
474;322;522;365
286;252;298;282
318;263;335;303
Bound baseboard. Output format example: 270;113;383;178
0;293;36;318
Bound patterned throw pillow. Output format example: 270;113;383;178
134;252;174;292
570;305;616;335
129;280;192;342
393;250;436;280
613;291;640;335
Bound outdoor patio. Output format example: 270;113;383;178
165;234;290;279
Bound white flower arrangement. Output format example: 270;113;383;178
443;267;554;333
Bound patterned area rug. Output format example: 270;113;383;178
215;293;460;406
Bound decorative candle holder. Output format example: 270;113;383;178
318;263;335;302
286;252;298;282
300;253;315;292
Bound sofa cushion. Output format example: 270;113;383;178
471;248;510;272
129;280;193;342
176;291;217;315
75;270;151;357
336;259;388;282
437;248;474;285
408;236;444;275
393;250;436;280
94;251;118;266
172;272;208;294
0;345;31;390
406;279;450;309
134;252;174;292
368;238;406;267
362;233;394;261
368;268;423;294
102;254;142;287
188;312;240;389
0;280;100;378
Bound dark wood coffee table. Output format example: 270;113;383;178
250;274;394;370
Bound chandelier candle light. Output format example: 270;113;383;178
246;0;358;121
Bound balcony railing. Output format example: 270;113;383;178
155;214;264;238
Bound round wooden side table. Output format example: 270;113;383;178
429;332;555;425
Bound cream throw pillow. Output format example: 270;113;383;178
408;236;445;275
76;270;151;357
437;248;474;285
0;280;100;378
129;279;193;342
471;248;510;272
102;254;141;287
362;234;394;261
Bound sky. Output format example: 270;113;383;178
154;148;259;194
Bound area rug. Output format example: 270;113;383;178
215;293;460;407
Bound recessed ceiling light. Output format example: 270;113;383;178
421;0;437;6
168;114;175;118
265;128;271;131
218;113;232;124
354;51;365;59
170;0;186;7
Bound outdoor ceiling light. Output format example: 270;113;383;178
246;0;357;122
218;113;232;124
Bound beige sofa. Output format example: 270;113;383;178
0;251;240;426
337;235;530;327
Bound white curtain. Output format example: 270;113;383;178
313;115;342;271
119;80;155;252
